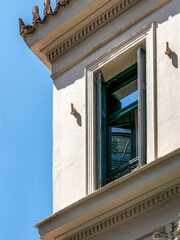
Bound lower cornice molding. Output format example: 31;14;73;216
46;0;143;63
61;184;180;240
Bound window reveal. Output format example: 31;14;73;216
97;48;146;188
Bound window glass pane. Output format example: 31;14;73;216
105;63;141;185
120;90;138;109
107;121;138;183
112;79;137;110
110;126;132;172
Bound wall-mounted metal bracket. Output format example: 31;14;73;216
165;42;172;56
71;103;77;116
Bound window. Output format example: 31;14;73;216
97;48;146;188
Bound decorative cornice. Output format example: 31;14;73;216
61;184;180;240
46;0;143;63
153;214;180;240
19;0;71;41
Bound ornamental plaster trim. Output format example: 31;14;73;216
60;184;180;240
153;214;180;240
46;0;143;63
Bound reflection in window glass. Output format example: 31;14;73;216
110;127;132;172
112;79;137;110
107;79;138;183
120;90;138;109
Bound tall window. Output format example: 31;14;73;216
97;48;146;188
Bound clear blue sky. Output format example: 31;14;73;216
0;1;56;239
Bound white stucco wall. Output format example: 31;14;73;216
52;0;180;212
156;11;180;157
53;66;86;211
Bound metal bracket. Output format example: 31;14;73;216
165;42;171;56
71;103;77;116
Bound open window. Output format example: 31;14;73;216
97;48;146;188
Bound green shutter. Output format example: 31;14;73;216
97;73;107;188
137;48;146;167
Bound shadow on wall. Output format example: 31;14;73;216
53;62;84;127
52;0;180;96
53;72;84;90
169;51;178;68
53;58;85;91
156;0;179;69
52;0;180;90
75;112;82;127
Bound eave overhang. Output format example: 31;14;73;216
35;149;180;240
19;0;143;71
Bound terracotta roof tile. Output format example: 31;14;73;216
19;0;71;41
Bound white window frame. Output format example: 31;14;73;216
85;22;157;195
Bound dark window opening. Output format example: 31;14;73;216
97;48;146;188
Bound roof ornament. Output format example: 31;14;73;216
32;6;41;23
19;18;27;35
44;0;52;16
19;0;71;38
56;0;70;7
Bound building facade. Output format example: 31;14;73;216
20;0;180;239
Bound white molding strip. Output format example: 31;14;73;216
46;0;143;63
85;23;155;195
62;184;180;240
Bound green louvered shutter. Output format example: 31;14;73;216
138;48;146;167
97;73;107;188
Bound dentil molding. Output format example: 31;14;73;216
59;184;180;240
46;0;143;63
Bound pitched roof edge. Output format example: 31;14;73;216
19;0;71;41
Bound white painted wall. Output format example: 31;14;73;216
53;66;86;211
156;12;180;157
52;0;180;212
